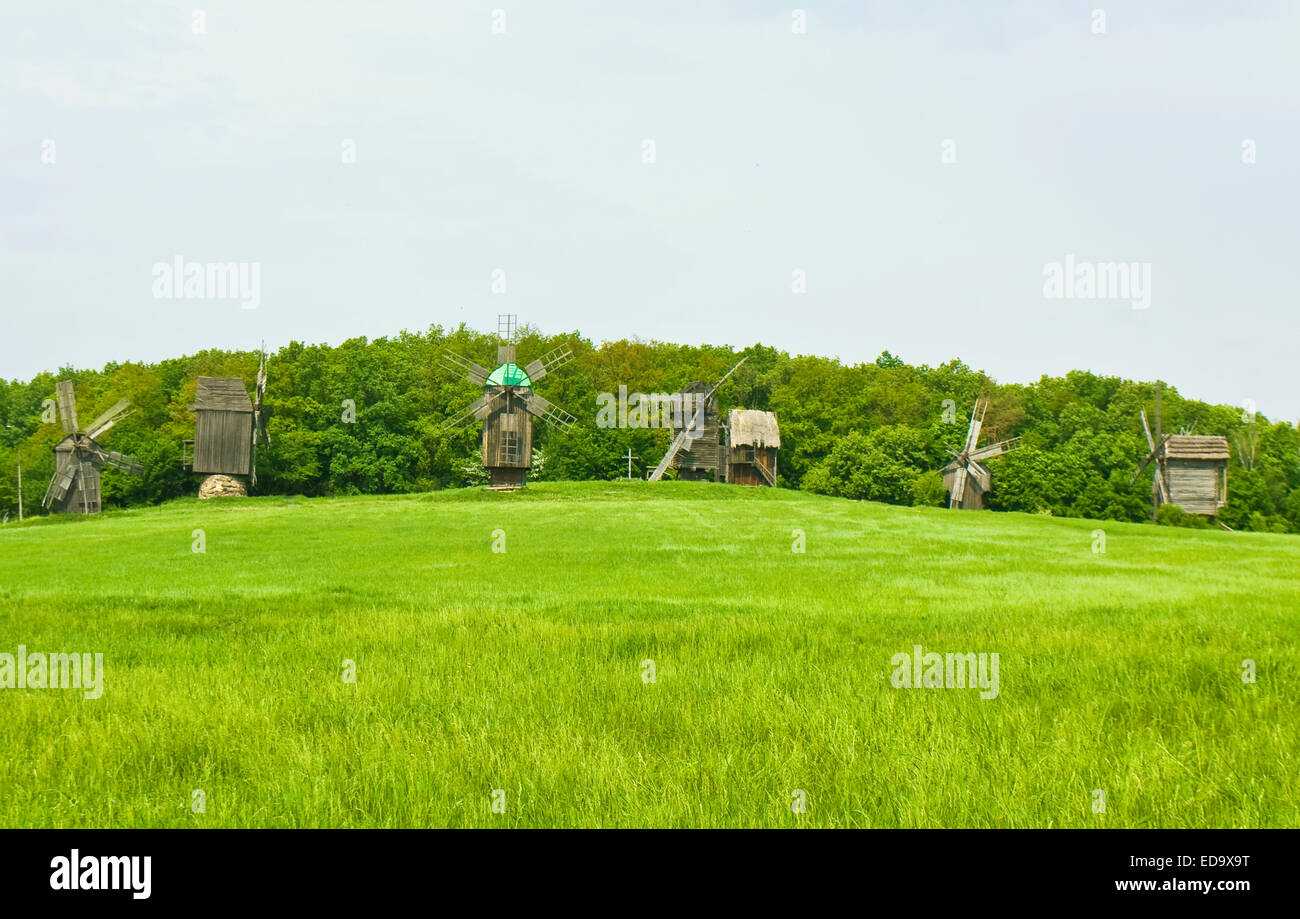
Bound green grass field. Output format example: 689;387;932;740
0;481;1296;828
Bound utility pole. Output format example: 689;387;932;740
624;448;639;479
16;460;22;522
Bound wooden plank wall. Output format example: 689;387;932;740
727;446;778;487
1167;460;1226;515
482;397;532;469
193;410;253;475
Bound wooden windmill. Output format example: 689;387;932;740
663;381;722;481
648;358;747;482
41;381;143;514
183;348;270;495
941;398;1020;509
1132;408;1228;519
441;315;577;489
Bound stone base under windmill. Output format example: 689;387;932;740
198;474;248;499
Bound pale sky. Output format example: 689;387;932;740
3;1;1298;420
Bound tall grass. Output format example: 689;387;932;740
0;481;1296;827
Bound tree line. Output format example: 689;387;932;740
1;324;1297;532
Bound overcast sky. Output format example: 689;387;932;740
3;1;1298;420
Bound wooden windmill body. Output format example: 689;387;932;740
41;381;143;515
725;409;780;486
442;316;576;489
941;399;1020;509
184;350;270;493
1133;409;1228;517
649;358;746;482
670;381;722;481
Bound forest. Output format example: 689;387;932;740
1;323;1297;532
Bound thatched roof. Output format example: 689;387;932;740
728;409;780;448
190;376;253;412
1163;435;1229;461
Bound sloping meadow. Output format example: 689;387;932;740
0;482;1296;827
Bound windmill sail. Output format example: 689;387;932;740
56;381;78;434
85;399;134;440
96;448;144;475
969;436;1020;462
442;350;491;387
521;392;576;431
254;346;271;446
948;465;968;507
43;462;78;508
442;389;507;430
523;346;574;384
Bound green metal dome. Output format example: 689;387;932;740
486;362;532;387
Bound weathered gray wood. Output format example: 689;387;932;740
85;398;133;439
1142;434;1230;516
192;408;253;475
191;376;254;412
56;381;78;434
482;391;533;470
672;382;722;479
43;383;143;513
189;376;255;477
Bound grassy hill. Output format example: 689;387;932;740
0;482;1296;828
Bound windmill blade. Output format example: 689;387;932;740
77;459;97;513
1130;432;1174;485
94;446;144;476
441;389;506;430
969;436;1020;462
254;408;271;446
1140;409;1156;452
704;357;747;403
85;399;134;440
1152;465;1170;504
963;399;985;454
521;392;576;432
55;381;79;434
948;465;968;507
43;462;77;508
256;346;269;401
522;346;574;384
1130;449;1159;485
441;350;490;387
253;349;270;447
966;461;990;493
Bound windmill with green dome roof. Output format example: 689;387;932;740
441;315;577;489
